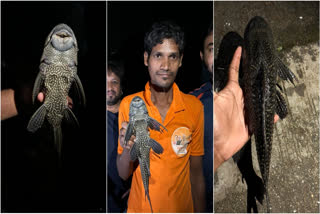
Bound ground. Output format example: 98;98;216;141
214;1;319;213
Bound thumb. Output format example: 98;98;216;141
228;46;242;84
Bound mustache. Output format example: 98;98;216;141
107;90;116;96
156;71;174;76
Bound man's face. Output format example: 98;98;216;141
144;38;183;89
200;32;213;74
107;70;122;106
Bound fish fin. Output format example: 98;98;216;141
148;138;164;155
276;56;297;85
54;126;63;158
129;143;138;161
27;104;47;132
73;74;86;107
147;116;167;132
63;107;80;127
32;72;44;104
275;89;288;119
124;122;134;146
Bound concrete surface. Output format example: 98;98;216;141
214;1;319;213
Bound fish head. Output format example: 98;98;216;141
44;23;78;52
245;16;270;34
129;96;148;116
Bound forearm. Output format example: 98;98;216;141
190;156;205;212
116;148;134;180
1;89;18;120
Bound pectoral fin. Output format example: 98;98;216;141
275;89;288;119
147;116;167;132
124;122;134;146
73;74;86;107
276;56;297;85
32;72;44;104
27;104;47;132
149;138;164;154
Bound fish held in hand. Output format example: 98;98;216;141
27;23;86;156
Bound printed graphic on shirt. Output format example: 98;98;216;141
171;127;192;157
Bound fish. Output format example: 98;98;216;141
242;16;297;212
124;96;167;213
27;23;86;156
215;31;265;213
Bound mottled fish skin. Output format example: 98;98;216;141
243;16;297;212
125;96;167;213
27;23;86;156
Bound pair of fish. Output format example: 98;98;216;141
27;24;86;156
215;16;297;213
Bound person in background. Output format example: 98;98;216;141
189;22;213;213
107;53;131;212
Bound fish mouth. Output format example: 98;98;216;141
50;24;76;52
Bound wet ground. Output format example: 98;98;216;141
214;1;319;213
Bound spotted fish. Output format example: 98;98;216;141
27;23;86;156
242;16;297;212
125;96;167;213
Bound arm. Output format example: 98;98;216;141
116;121;136;180
1;89;18;120
190;155;205;213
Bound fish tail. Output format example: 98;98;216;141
266;187;271;213
145;190;153;213
53;126;63;158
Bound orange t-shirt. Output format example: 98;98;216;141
118;82;204;213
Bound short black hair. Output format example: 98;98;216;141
200;22;213;53
108;50;125;86
144;20;185;56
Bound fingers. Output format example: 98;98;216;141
228;46;242;84
37;92;45;103
67;96;73;109
274;114;279;123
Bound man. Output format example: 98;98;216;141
107;56;131;212
189;23;213;213
116;21;205;213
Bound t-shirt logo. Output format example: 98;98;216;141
171;127;192;157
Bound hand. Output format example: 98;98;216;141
214;47;279;171
37;92;73;108
119;121;135;150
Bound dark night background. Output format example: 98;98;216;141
108;1;213;96
1;1;106;212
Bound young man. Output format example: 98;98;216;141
116;21;205;212
189;23;213;212
107;55;131;212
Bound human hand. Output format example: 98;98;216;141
37;92;73;108
214;46;279;171
119;121;135;150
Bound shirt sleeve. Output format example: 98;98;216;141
117;97;130;155
190;100;205;156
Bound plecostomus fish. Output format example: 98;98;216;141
125;96;167;213
242;16;297;212
27;23;86;156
